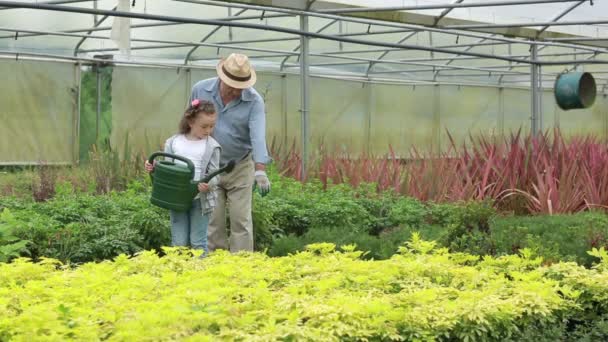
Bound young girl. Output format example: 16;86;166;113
144;99;221;256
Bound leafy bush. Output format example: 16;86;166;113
1;239;607;341
491;212;608;266
3;166;608;267
432;200;497;256
268;172;451;231
0;209;29;262
268;225;444;260
1;187;170;264
387;196;428;228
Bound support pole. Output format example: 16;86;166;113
96;64;101;144
530;44;542;135
300;14;310;180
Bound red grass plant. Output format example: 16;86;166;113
270;129;608;215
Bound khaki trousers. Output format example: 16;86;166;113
208;155;255;252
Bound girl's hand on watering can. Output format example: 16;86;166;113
144;160;155;173
198;182;210;193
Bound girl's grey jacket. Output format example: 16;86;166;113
164;134;221;215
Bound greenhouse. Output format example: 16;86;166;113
1;0;607;166
2;1;608;341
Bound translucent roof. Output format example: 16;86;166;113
0;0;607;91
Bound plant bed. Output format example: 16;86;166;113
1;238;607;341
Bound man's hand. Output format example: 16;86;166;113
254;170;271;197
198;182;210;193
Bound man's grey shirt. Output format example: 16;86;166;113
190;77;271;165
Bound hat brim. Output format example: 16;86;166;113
216;60;257;89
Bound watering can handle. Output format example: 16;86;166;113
147;152;196;177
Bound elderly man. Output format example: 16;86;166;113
190;53;271;252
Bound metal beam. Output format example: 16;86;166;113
79;42;299;55
203;29;608;58
536;0;586;36
434;36;494;80
78;44;192;53
433;0;552;78
0;12;293;40
2;0;606;82
496;0;598;83
80;42;608;67
305;38;605;57
186;0;601;47
0;0;93;10
365;31;419;76
433;0;464;26
444;19;608;30
304;51;598;66
73;5;116;56
288;54;534;74
279;19;338;71
3;25;604;72
367;67;526;75
0;1;540;64
565;52;602;72
498;0;595;83
183;8;247;64
0;22;182;40
318;0;583;13
544;37;608;42
4;50;608;93
0;26;300;57
211;29;418;46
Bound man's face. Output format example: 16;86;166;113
219;81;243;99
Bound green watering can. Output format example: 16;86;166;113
148;152;235;212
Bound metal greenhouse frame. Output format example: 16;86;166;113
1;0;607;172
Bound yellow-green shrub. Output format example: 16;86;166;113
1;238;607;341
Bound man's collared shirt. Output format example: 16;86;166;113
191;77;271;165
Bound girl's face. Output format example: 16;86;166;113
188;113;216;139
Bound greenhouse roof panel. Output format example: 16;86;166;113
0;0;606;89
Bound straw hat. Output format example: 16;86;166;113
216;53;257;89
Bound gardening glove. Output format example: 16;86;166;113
254;170;271;197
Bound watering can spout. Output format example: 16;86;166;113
199;159;237;184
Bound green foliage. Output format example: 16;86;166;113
259;171;446;238
0;167;35;198
79;66;112;162
0;209;29;262
387;195;428;228
491;212;608;266
2;190;170;264
3;165;608;268
588;247;608;272
252;192;284;252
269;225;444;260
1;238;608;341
307;183;371;233
438;201;497;255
